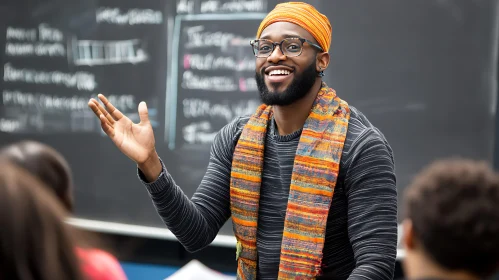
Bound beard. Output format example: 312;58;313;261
255;60;317;106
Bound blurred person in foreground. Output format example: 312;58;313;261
88;2;397;279
0;161;85;280
0;140;128;280
401;159;499;280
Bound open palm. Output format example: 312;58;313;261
88;94;156;164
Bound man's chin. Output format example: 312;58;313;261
260;91;291;106
266;82;289;95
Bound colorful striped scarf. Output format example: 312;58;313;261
230;83;350;279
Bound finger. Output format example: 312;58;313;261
98;94;124;121
100;114;115;137
88;100;113;127
90;98;115;125
88;99;103;118
138;101;150;124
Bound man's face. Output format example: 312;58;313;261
255;22;320;106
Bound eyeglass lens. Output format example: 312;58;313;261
253;38;303;57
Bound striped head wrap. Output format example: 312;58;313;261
256;2;332;52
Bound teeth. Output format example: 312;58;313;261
269;69;291;76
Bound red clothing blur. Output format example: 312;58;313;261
76;247;128;280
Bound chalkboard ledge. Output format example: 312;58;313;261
66;218;237;248
67;218;405;259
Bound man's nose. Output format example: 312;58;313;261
266;45;287;64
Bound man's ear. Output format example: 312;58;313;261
402;219;416;250
316;52;330;73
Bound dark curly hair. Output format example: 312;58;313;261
404;158;499;278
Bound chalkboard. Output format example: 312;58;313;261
0;0;172;232
166;13;265;150
1;0;498;241
0;0;165;133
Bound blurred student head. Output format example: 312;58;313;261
0;161;84;280
0;140;74;211
402;158;499;280
0;141;129;280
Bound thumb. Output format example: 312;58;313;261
138;101;150;124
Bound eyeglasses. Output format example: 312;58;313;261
249;37;323;58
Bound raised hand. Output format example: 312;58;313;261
88;94;161;181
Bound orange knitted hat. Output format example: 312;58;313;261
256;2;332;52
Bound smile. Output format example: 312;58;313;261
264;66;294;84
268;69;291;76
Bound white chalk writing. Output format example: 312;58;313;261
182;71;237;91
106;95;136;110
183;53;254;71
5;24;66;58
96;7;163;25
3;64;96;91
200;0;266;13
3;90;89;111
2;90;135;111
183;98;259;121
38;24;63;42
231;98;260;116
230;36;255;47
6;24;63;42
6;42;65;57
184;25;251;51
0;118;21;132
200;0;219;13
74;39;148;66
238;77;257;92
177;0;195;14
6;27;36;41
182;121;218;144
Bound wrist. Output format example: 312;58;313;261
138;151;162;182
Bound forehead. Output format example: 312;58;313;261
259;22;316;43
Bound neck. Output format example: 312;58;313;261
404;250;480;280
273;79;322;135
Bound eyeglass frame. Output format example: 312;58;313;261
249;37;324;58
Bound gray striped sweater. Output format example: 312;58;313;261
139;106;397;279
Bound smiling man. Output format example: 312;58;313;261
88;2;397;279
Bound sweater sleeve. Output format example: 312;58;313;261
344;128;398;280
137;118;241;252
